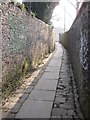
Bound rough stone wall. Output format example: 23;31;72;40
1;3;54;98
62;3;90;118
59;32;68;49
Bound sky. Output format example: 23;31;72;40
12;0;81;32
51;0;77;32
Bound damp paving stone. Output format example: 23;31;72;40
58;84;67;89
50;46;83;119
41;72;59;80
34;80;58;91
53;102;60;108
59;75;70;80
56;89;66;95
56;93;66;98
48;62;61;67
28;89;55;101
58;81;69;87
51;116;62;119
60;102;74;109
61;115;73;118
15;100;53;118
45;66;60;72
51;108;67;116
49;59;61;63
67;109;76;116
66;94;73;99
55;96;66;103
66;96;74;102
57;86;65;90
73;115;79;118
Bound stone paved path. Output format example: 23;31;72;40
50;48;83;119
3;43;84;119
15;43;63;119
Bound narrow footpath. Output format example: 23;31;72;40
5;43;83;119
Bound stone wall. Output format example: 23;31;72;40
59;32;68;49
60;2;90;118
1;3;54;98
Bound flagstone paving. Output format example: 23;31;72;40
3;43;84;119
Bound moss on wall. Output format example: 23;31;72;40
2;3;55;99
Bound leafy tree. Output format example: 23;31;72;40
23;2;59;24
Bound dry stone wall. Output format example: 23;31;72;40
1;3;54;98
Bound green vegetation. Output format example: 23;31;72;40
23;2;59;24
16;2;26;12
2;64;24;99
30;11;36;17
2;57;32;99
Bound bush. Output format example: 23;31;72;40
16;2;26;12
